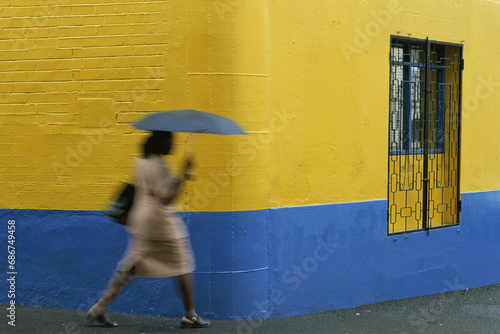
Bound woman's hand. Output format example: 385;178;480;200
183;157;194;180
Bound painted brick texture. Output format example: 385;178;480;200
0;1;271;212
0;1;189;210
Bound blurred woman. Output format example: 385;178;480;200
87;131;209;329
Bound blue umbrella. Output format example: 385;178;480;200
131;109;246;135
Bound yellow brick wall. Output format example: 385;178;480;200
0;1;187;210
0;1;269;211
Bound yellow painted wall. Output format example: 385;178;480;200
266;0;500;208
0;0;270;212
1;1;499;212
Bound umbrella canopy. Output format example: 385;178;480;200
131;109;246;135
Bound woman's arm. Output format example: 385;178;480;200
158;157;193;205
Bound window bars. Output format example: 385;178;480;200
388;37;463;235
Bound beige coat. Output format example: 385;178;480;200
117;155;195;278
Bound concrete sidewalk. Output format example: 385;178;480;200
1;283;500;334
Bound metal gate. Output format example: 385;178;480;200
388;37;463;235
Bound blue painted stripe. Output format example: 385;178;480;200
0;190;499;320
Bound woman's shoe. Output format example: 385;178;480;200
180;315;210;328
86;312;118;327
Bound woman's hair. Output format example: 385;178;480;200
143;131;172;157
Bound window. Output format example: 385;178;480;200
388;37;463;235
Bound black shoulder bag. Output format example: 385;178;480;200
104;183;135;225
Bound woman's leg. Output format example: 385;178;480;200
88;267;134;326
178;274;210;328
179;273;196;318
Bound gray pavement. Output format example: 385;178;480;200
1;284;500;334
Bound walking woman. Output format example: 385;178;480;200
87;131;209;329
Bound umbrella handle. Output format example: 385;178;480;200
185;133;197;156
182;134;196;180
